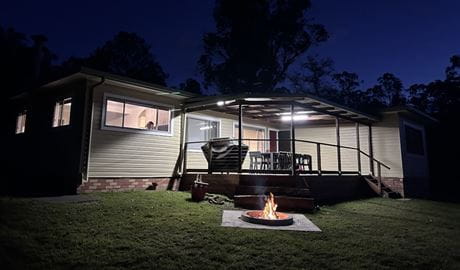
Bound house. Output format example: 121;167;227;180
6;68;435;200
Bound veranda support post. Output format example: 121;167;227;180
356;122;362;175
238;103;243;173
336;117;342;175
368;125;375;176
290;103;296;176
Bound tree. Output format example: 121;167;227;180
445;55;460;83
198;0;328;94
0;26;56;98
291;56;334;95
366;73;406;107
178;78;202;95
332;71;363;107
60;32;168;86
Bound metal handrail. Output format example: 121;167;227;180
184;137;391;171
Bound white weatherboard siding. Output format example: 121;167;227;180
294;124;371;173
88;84;404;179
88;83;183;178
372;113;404;178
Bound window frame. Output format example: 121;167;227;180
403;122;425;157
233;122;268;152
52;97;72;128
186;114;221;152
101;93;174;136
15;110;27;134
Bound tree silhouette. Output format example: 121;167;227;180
291;55;334;95
0;26;56;98
366;73;405;107
178;78;202;95
445;55;460;83
332;71;364;107
198;0;328;94
60;32;168;86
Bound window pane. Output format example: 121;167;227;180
15;113;26;134
105;100;124;127
187;118;219;150
234;125;265;152
61;99;72;126
123;102;157;130
405;125;424;155
157;109;170;131
52;102;61;127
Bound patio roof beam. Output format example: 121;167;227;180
292;101;371;125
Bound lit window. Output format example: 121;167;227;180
52;98;72;127
15;111;27;134
186;117;220;150
104;97;171;133
234;125;266;152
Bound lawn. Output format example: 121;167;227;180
1;191;459;269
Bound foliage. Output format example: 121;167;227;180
59;31;168;86
0;192;459;269
291;55;335;95
365;73;406;107
0;26;56;99
178;78;202;95
198;0;328;94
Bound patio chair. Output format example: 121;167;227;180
201;138;248;171
249;151;270;171
297;154;312;172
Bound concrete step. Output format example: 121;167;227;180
234;195;315;212
235;185;311;197
238;175;308;188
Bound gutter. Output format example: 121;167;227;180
80;76;105;181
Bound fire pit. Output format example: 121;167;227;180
240;193;294;226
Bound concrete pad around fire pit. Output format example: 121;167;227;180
221;210;321;232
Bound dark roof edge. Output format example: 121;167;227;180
381;105;438;123
9;67;198;101
79;67;197;98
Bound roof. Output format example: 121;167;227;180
382;105;438;124
11;68;435;126
10;67;197;101
183;93;380;125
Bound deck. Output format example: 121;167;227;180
180;174;380;211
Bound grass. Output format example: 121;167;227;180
1;191;459;269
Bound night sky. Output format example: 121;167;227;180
1;0;459;89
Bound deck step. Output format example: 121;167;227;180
234;195;315;211
235;185;311;197
363;176;402;199
238;175;308;188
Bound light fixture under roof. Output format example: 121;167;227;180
281;115;310;121
244;98;272;102
217;101;225;106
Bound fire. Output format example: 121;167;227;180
262;193;279;220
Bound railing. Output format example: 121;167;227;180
183;138;390;189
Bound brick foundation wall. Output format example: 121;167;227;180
382;177;404;197
77;177;180;193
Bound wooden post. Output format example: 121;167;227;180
317;143;322;176
336;117;342;175
238;103;243;174
179;110;186;175
208;141;213;174
377;162;382;195
356;122;361;175
183;143;188;174
290;103;296;176
368;125;375;176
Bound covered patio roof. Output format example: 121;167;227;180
182;94;380;125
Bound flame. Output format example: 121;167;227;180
262;193;279;220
